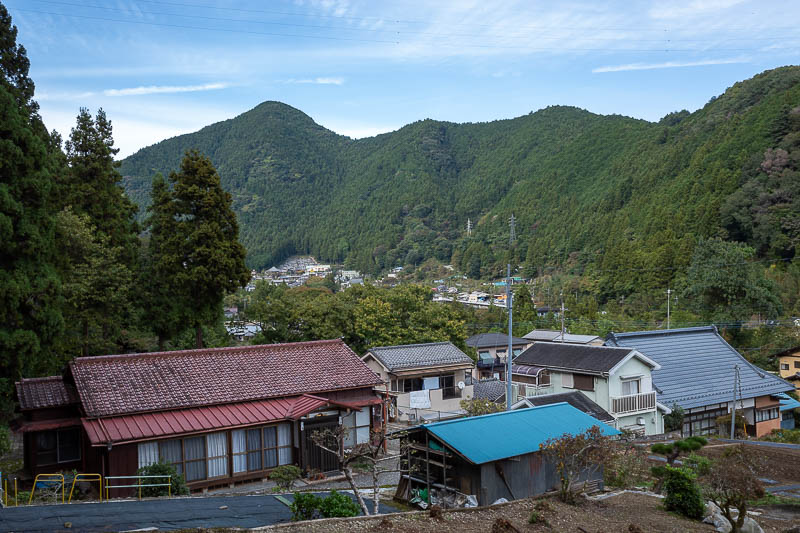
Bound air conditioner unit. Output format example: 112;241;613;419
636;416;645;425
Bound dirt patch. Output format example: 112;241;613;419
255;492;796;533
698;442;800;485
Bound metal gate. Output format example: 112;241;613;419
303;417;340;473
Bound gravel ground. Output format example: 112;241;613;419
256;492;799;533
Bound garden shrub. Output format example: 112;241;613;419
0;426;11;457
269;465;303;491
290;490;361;521
136;461;189;497
318;490;360;518
290;492;322;521
683;453;711;476
661;466;704;519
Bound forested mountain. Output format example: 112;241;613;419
121;66;800;298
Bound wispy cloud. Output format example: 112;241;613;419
103;83;229;96
592;57;749;73
284;77;345;85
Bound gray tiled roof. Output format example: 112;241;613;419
514;342;638;375
522;391;615;423
473;379;507;403
367;342;473;372
523;330;560;341
606;326;794;410
466;333;529;349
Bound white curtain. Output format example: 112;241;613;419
138;442;159;468
277;423;292;465
232;430;247;474
184;436;206;481
206;432;228;478
423;376;440;390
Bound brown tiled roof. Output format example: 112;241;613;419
15;376;79;410
69;339;382;418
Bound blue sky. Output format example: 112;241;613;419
7;0;800;157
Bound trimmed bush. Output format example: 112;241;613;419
269;465;303;491
318;490;360;518
290;492;322;521
661;466;704;519
136;461;189;497
290;490;361;521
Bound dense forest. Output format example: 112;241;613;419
122;67;800;308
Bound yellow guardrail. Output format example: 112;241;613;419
68;473;103;503
28;473;65;505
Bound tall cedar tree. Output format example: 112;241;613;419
143;174;185;350
63;108;139;265
59;109;138;355
168;151;250;347
0;3;64;418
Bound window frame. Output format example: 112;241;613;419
36;428;81;466
621;378;641;396
781;363;790;370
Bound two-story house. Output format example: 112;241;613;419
607;327;795;437
361;342;474;423
512;342;667;435
466;333;531;381
777;346;800;394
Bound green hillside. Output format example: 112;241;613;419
121;66;800;295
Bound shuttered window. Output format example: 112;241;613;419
573;374;594;391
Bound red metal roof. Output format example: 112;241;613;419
69;339;382;418
81;394;357;446
15;376;79;411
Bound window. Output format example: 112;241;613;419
562;373;574;388
512;348;522;357
755;407;779;423
621;379;640;396
441;374;460;399
206;432;228;478
36;428;81;465
343;408;370;448
478;351;491;362
401;378;424;393
184;436;206;482
781;363;790;370
795;361;800;369
573;373;594;392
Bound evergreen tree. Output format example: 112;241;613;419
0;3;63;418
167;150;250;347
63;108;139;264
142;174;185;350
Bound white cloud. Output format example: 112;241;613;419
284;77;345;85
649;0;748;20
103;83;229;96
592;57;749;73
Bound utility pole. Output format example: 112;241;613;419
730;364;740;438
506;264;513;411
560;291;565;343
666;288;672;330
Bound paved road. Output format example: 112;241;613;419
714;438;800;450
0;492;396;532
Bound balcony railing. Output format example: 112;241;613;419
611;391;656;414
510;383;554;403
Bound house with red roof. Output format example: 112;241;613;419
13;340;383;492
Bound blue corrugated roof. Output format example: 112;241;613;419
420;402;620;465
606;327;794;410
776;392;800;412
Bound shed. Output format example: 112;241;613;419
398;403;619;506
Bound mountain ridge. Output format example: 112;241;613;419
121;66;800;297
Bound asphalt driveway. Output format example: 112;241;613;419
0;492;395;532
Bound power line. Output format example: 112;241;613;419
10;5;791;52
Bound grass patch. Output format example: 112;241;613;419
749;493;800;507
